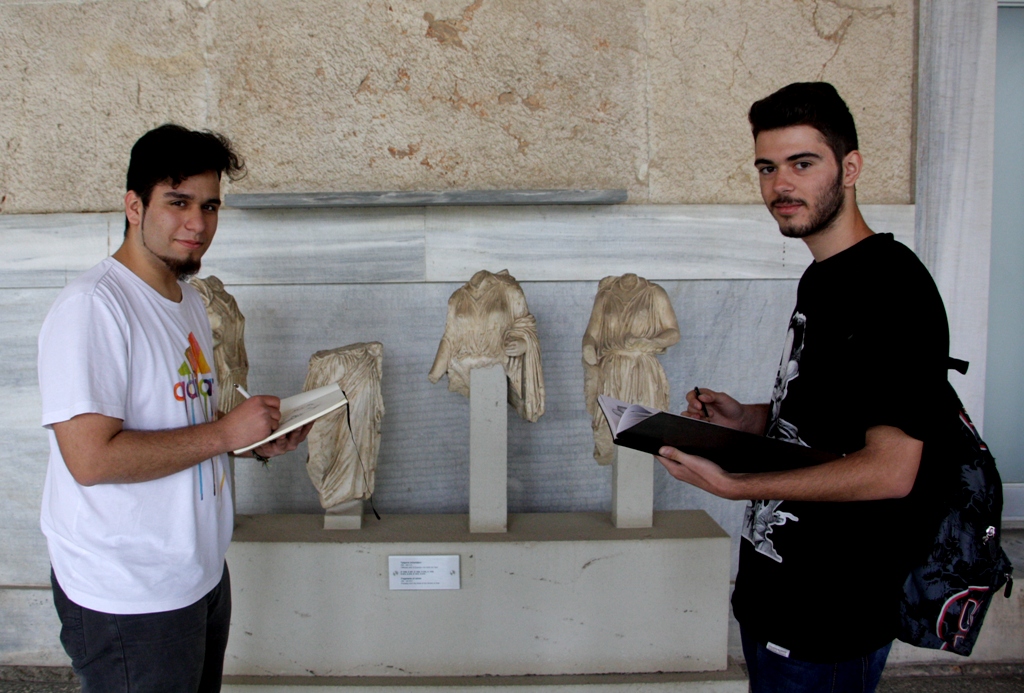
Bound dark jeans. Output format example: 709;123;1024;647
51;563;231;693
741;627;891;693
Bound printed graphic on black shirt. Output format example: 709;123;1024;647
766;311;807;446
742;500;800;563
742;311;808;563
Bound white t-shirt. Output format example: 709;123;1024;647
38;257;233;615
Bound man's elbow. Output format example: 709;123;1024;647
865;426;923;500
52;415;124;486
64;457;107;487
884;472;917;500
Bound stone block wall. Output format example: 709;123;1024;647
0;0;915;214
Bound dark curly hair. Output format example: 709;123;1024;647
125;124;246;232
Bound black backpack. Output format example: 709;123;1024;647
897;361;1014;656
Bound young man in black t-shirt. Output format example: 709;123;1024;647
656;83;949;692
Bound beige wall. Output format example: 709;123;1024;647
0;0;915;214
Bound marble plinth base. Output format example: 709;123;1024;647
225;511;731;677
324;499;363;530
611;447;654;528
469;365;507;533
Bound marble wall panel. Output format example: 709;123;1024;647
0;206;911;287
0;290;60;586
424;205;914;281
1;214;116;289
0;588;67;667
646;0;915;205
200;209;427;285
227;278;798;581
0;202;920;588
210;0;649;201
0;0;208;214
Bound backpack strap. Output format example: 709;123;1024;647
948;357;969;375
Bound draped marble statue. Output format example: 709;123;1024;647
304;342;385;510
583;273;680;465
189;275;249;415
428;269;545;422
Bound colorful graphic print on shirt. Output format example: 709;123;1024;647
174;332;223;499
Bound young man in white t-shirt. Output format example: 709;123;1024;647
38;124;312;692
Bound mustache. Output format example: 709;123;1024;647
772;197;806;208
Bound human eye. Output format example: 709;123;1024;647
757;165;775;175
794;160;813;171
202;204;219;212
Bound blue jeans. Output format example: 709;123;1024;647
741;627;891;693
51;563;231;693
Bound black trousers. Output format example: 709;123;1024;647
51;563;231;693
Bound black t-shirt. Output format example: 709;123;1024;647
731;233;949;662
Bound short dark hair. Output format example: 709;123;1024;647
125;124;245;231
748;82;858;163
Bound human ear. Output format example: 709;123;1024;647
842;150;863;188
124;191;144;229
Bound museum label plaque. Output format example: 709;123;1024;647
389;555;461;590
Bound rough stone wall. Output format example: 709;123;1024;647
0;0;914;214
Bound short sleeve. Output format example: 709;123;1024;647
38;292;131;427
854;259;949;442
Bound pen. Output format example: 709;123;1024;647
234;384;271;465
694;386;711;419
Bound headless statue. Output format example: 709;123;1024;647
304;342;385;510
428;269;545;422
583;273;680;465
189;276;249;415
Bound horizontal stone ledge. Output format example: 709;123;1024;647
232;510;729;544
225;190;629;209
220;662;748;691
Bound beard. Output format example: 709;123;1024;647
773;168;845;239
159;255;202;281
140;221;202;280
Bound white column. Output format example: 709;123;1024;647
469;364;508;533
612;447;654;528
915;0;998;425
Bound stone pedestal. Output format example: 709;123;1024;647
324;498;363;530
225;511;731;678
469;364;508;533
612;447;654;528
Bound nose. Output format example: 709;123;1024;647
184;206;207;233
772;168;796;195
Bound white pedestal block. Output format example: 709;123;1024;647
611;447;654;528
225;511;731;678
324;499;363;530
469;364;507;533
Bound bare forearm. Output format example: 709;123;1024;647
731;450;913;502
79;422;234;485
54;396;285;486
738;403;770;435
658;425;922;503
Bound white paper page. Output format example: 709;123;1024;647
279;382;343;411
597;394;660;435
617;402;660;433
233;383;347;454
